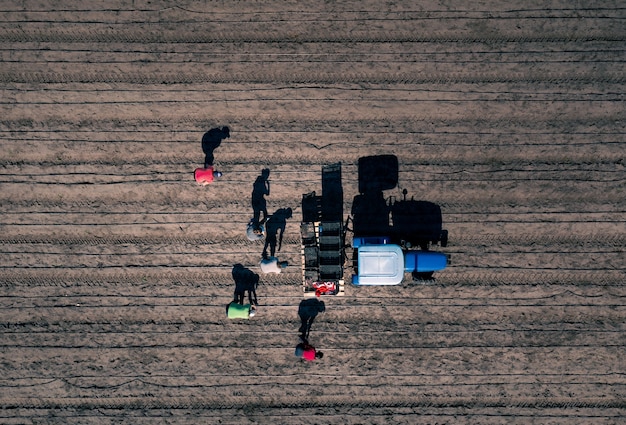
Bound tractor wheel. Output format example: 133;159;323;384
412;271;434;281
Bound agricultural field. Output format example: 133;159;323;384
1;1;624;423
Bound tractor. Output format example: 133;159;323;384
300;156;449;293
350;155;448;284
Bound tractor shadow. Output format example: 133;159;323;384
351;154;447;250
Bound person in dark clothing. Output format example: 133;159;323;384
262;207;293;259
202;126;230;168
231;263;259;306
298;298;325;341
251;168;270;230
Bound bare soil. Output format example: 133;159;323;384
1;1;625;423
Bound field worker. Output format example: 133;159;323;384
246;219;264;241
260;256;288;274
295;340;323;361
194;166;223;185
226;301;256;319
194;126;229;184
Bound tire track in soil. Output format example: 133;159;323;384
1;232;624;246
1;270;624;288
2;23;624;42
2;70;625;84
2;395;625;411
3;318;623;344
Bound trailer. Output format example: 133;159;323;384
300;163;345;297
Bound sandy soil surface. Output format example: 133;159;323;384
1;1;625;423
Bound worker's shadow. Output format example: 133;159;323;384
251;168;270;228
232;263;259;305
201;126;229;167
298;298;325;341
263;207;293;258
